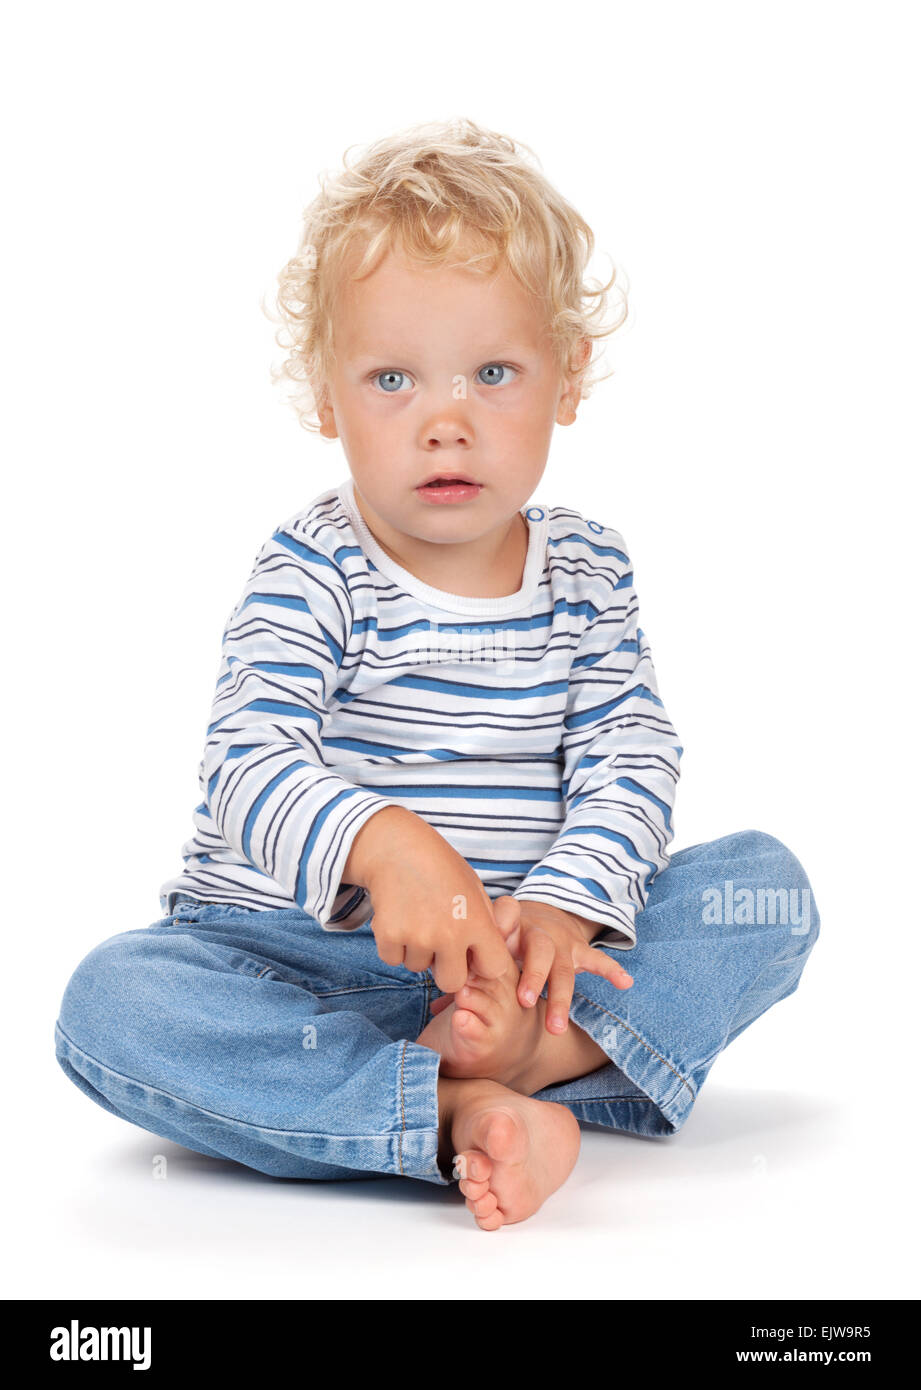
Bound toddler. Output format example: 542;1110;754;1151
55;117;820;1231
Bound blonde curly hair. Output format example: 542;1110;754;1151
265;116;628;435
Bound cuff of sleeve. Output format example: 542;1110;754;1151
312;795;403;930
589;925;636;952
512;885;637;950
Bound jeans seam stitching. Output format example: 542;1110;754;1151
571;989;697;1101
564;1096;653;1104
398;1040;407;1176
310;983;420;998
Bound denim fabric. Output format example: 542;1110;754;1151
54;829;819;1186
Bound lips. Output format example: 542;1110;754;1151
415;476;484;504
418;472;480;487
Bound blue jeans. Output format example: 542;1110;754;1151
54;829;819;1187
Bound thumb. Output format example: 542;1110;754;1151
491;894;522;955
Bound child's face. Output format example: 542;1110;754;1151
316;244;584;569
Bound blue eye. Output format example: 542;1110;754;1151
477;363;517;386
372;364;517;392
374;370;409;393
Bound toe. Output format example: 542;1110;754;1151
455;986;494;1024
476;1209;504;1232
460;1149;492;1184
458;1176;490;1200
452;1008;488;1040
467;1190;498;1220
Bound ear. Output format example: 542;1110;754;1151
314;380;339;439
556;337;591;426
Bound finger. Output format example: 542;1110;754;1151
433;946;472;996
491;895;522;941
546;958;576;1034
467;928;516;981
402;944;435;975
517;929;556;1007
499;924;522;962
574;943;634;990
374;933;405;969
429;993;455;1016
485;896;524;962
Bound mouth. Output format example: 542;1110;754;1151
415;475;484;504
417;473;481;488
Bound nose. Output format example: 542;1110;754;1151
422;416;472;449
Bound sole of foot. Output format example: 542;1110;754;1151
450;1079;581;1230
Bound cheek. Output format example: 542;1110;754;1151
355;394;412;442
493;396;552;442
339;398;393;455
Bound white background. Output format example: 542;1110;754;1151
2;0;918;1301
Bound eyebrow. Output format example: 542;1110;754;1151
350;344;535;363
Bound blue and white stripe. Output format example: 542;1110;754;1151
159;476;683;948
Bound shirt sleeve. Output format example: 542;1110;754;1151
201;525;403;929
512;537;683;949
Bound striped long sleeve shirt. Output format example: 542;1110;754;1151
158;474;683;950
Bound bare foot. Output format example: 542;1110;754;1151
418;964;543;1089
439;1076;581;1230
418;966;609;1094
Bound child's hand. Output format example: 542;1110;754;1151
491;896;634;1034
360;811;516;994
